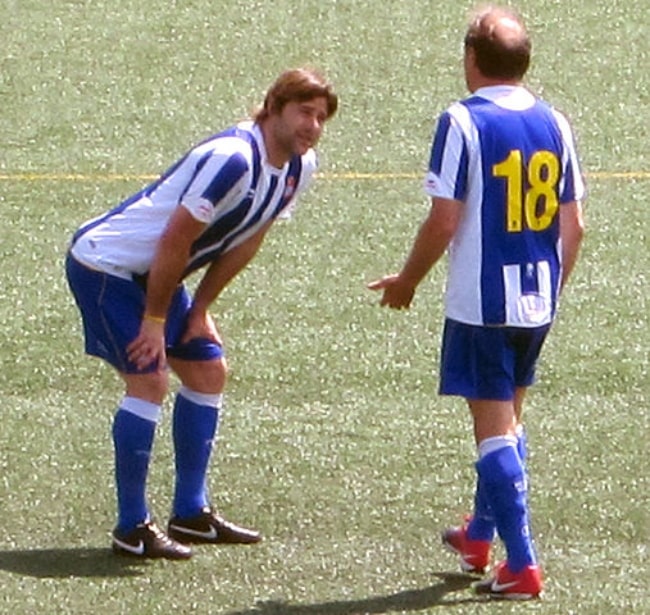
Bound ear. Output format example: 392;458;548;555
465;46;476;67
463;47;480;93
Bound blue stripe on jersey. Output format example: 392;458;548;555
185;151;303;276
235;174;279;235
201;152;248;204
461;97;564;324
274;155;303;215
520;263;540;294
157;126;246;200
183;176;278;277
182;130;265;276
454;141;469;201
71;186;147;245
429;112;452;175
185;174;279;275
560;158;576;203
71;136;222;247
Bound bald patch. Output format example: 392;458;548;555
464;6;531;81
484;11;527;48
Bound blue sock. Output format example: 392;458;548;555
172;387;221;518
467;478;496;542
467;428;528;542
476;441;536;572
112;398;160;532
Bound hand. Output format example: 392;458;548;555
181;309;223;346
367;274;416;309
127;318;167;371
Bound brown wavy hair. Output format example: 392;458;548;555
253;68;338;123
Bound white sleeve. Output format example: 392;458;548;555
423;103;474;201
180;146;251;224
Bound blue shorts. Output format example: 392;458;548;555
65;253;224;374
439;318;551;401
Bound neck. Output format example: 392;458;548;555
469;76;521;93
259;120;290;168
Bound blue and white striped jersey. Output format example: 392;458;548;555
71;121;316;279
424;86;585;327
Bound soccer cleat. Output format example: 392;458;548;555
473;560;543;600
441;520;491;574
168;507;262;545
112;520;192;560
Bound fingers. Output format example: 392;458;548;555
127;339;164;370
367;274;414;309
367;274;398;291
367;279;387;291
127;326;166;371
180;312;222;345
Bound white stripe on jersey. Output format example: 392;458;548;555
551;108;587;203
71;122;316;277
503;261;552;325
422;86;584;327
426;101;486;325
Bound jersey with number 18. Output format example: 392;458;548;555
424;85;585;328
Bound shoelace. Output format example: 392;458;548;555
145;521;175;545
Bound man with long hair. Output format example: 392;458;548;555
67;68;338;559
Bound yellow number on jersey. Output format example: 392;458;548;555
493;150;560;232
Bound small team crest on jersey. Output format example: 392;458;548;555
283;177;296;200
424;173;439;192
196;198;214;220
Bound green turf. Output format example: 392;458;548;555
0;1;648;613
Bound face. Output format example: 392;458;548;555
271;97;329;157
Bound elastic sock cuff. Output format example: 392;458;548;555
120;396;162;423
178;386;223;409
478;434;518;459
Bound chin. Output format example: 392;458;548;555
293;144;310;156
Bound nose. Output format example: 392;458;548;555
311;115;324;137
307;113;319;131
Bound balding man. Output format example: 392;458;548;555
369;5;585;600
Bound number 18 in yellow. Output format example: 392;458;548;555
493;149;560;232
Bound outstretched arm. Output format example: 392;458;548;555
368;197;462;309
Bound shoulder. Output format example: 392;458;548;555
529;98;579;146
216;126;256;156
432;101;475;146
186;126;262;185
200;122;259;159
547;105;574;134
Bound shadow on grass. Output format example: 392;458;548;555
226;572;482;614
0;547;148;578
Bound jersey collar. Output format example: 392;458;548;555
472;85;536;110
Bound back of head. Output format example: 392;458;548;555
464;6;531;81
254;68;338;123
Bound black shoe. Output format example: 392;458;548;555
168;507;262;545
112;520;192;560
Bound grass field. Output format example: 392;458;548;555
1;1;648;614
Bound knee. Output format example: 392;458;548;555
123;370;170;404
174;357;228;394
201;357;228;393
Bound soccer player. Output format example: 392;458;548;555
66;68;338;560
368;6;585;600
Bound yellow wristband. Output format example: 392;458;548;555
143;313;166;325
